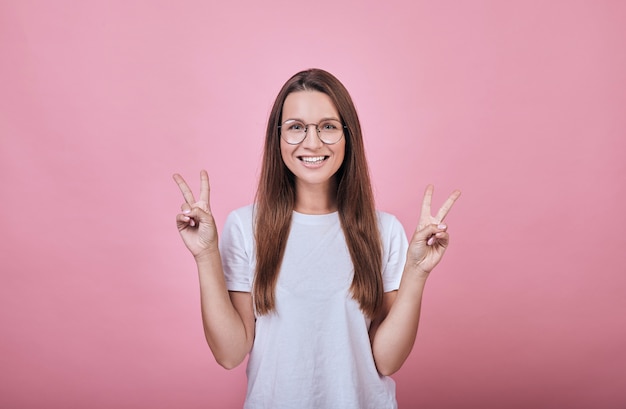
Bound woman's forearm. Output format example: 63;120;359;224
195;250;254;369
371;267;428;376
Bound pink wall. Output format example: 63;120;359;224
1;1;625;408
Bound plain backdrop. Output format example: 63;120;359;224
1;1;625;408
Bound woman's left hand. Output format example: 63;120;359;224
407;185;461;276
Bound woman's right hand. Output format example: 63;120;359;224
173;170;218;259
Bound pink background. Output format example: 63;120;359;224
1;1;625;408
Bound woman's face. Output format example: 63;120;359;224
280;90;346;190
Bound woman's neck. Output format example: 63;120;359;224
293;179;338;215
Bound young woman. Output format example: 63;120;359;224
173;69;460;409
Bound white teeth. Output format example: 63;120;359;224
301;156;326;164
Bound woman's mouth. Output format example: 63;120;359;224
299;156;327;165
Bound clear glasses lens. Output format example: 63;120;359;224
280;119;344;144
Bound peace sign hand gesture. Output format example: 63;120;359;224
407;185;461;276
173;170;219;259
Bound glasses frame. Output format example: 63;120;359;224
278;119;347;145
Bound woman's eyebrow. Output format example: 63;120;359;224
282;116;341;122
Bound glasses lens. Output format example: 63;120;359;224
317;120;344;144
281;120;306;144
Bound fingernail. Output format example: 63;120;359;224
427;237;435;246
438;224;447;229
183;209;191;214
190;220;196;227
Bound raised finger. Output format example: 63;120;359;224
173;173;196;205
435;189;461;223
199;170;210;205
420;184;434;223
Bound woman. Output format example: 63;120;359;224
174;68;460;409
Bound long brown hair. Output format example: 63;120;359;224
254;68;383;318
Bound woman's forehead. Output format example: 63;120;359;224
282;90;339;121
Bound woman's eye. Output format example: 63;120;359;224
288;122;304;131
321;122;337;130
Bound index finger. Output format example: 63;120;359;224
199;169;210;204
434;189;461;223
172;173;196;205
420;184;435;221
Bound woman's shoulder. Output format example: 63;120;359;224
375;209;407;239
223;204;256;230
375;209;401;227
228;204;255;218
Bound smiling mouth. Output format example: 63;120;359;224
299;156;328;165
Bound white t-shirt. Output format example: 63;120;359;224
220;205;408;409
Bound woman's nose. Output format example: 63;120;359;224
301;125;323;148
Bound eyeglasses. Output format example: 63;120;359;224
279;119;346;145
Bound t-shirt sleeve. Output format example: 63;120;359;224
380;213;408;292
219;208;254;292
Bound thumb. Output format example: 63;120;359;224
413;223;447;244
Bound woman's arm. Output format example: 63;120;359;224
174;170;255;369
370;185;461;376
369;269;427;376
195;251;255;369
